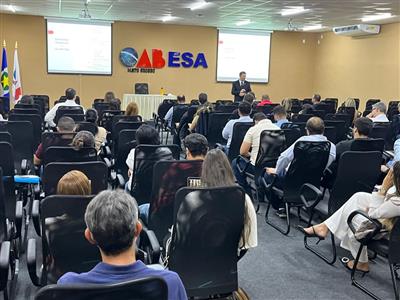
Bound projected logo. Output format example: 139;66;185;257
119;48;139;68
119;47;208;74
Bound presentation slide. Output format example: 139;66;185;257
217;29;271;83
47;19;112;75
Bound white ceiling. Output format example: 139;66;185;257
1;0;400;31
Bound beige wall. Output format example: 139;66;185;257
313;22;400;108
0;13;398;110
0;14;316;108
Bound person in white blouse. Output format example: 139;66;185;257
299;162;400;273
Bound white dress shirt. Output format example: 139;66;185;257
371;113;389;123
44;99;84;127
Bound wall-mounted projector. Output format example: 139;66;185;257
333;24;380;36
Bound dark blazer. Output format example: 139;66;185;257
231;80;251;102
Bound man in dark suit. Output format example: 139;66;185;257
231;71;251;102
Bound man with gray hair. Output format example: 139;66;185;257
367;102;389;123
57;190;187;300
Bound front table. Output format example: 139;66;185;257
122;94;177;121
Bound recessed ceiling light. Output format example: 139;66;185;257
281;6;310;16
302;24;325;31
8;5;16;13
190;1;211;11
361;13;394;22
236;19;251;26
161;15;178;22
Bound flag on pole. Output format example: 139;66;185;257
12;42;22;103
1;41;10;112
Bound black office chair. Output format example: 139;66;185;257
100;110;124;131
227;122;253;162
301;151;381;264
111;121;143;154
76;122;98;136
281;124;302;149
112;129;137;186
165;104;189;144
135;83;149;95
347;215;400;300
0;132;11;144
147;160;203;244
42;162;108;196
130;145;180;205
293;114;313;123
206;113;231;147
63;113;85;123
43;147;97;166
324;120;346;142
365;99;381;111
32;95;50;113
8;114;43;149
14;103;43;117
370;123;390;141
54;106;84;125
325;113;353;130
350;138;385;153
92;102;111;119
263;141;331;235
214;105;237;113
11;108;40;115
324;126;337;144
111;115;143;130
154;100;175;132
255;104;280;115
41;132;76;161
168;186;246;299
34;277;168;300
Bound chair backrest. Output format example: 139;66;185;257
32;95;50;113
329;151;381;214
0;168;8;243
76;122;98;136
0;143;17;220
8;113;42;149
169;186;245;298
324;120;346;142
54;106;84;125
132;145;180;205
389;219;400;264
324;98;338;110
39;195;100;283
41;132;76;156
369;123;390;140
314;102;332;114
215;100;234;106
0;121;34;170
312;110;326;119
227;122;253;161
255;104;279;115
111;115;143;130
42;162;108;196
34;277;168;300
115;130;137;181
282;126;302;149
63;114;85;123
112;121;143;152
294;113;313;123
43;147;97;166
0;132;11;143
255;130;286;171
326;113;353;129
206;113;231;146
337;106;356;120
148;160;203;243
171;104;189;124
283;141;330;203
214;105;237;113
324;126;337;144
12;108;40;115
135;83;149;94
14;103;43;116
100;110;124;131
365;99;381;111
92;102;111;118
350;138;384;152
157;100;175;120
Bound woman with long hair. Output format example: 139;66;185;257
299;161;400;273
201;149;257;249
57;170;91;195
125;102;139;116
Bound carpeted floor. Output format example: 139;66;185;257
12;202;396;300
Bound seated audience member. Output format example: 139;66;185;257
57;190;187;300
109;98;121;111
19;95;34;105
34;116;76;166
201;149;257;249
272;105;290;128
45;88;84;127
164;95;185;127
138;133;208;223
77;109;107;152
104;91;116;103
125;125;173;199
71;130;95;151
311;94;321;108
367;102;389;123
257;94;272;107
125;102;139;117
232;113;280;195
230;93;255;120
189;93;210;132
222;102;252;151
299;163;400;273
57;170;91;196
299;103;314;115
335;117;372;158
264;117;336;213
340;98;361;122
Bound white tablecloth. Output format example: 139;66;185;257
122;94;177;120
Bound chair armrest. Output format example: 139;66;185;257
21;159;28;175
300;183;323;209
0;241;10;291
27;239;41;286
116;174;126;190
260;172;277;191
15;201;23;239
103;157;113;169
32;200;41;237
237;156;251;174
139;227;161;264
323;167;333;177
347;210;382;244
